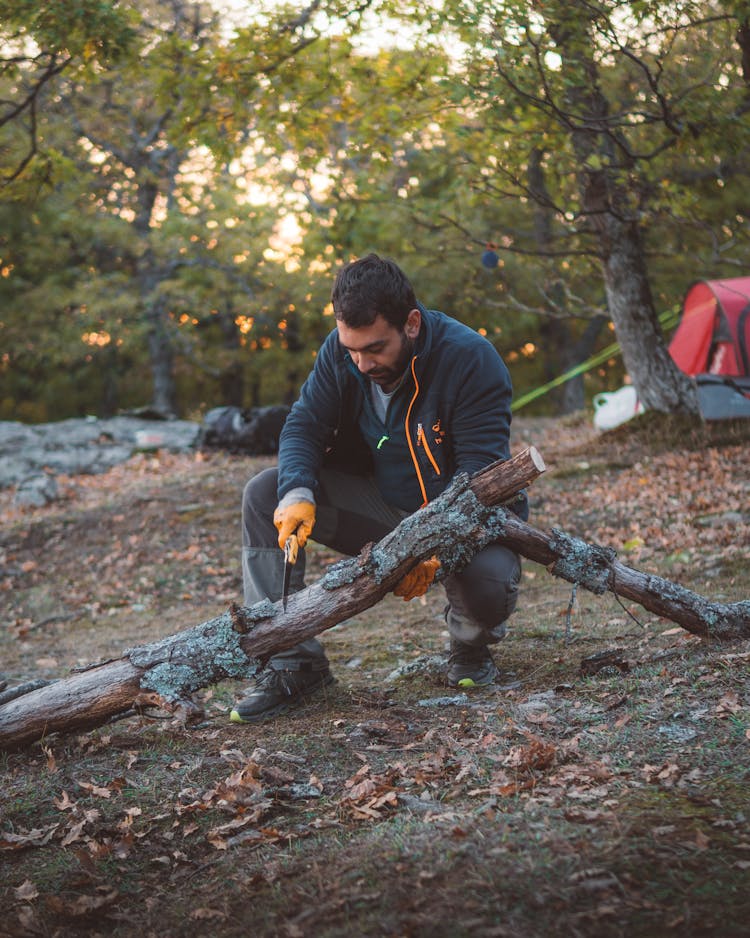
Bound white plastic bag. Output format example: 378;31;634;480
593;385;642;431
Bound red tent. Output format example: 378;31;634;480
669;277;750;377
668;276;750;419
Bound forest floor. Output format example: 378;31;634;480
1;412;749;938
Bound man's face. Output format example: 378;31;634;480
337;310;421;392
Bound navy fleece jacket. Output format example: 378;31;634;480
277;305;527;517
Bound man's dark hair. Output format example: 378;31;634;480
331;253;417;329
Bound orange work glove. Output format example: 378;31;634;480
394;556;441;601
273;501;316;551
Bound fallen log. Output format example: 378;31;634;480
0;447;542;751
1;444;748;751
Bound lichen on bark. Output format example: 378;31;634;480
316;479;513;592
549;529;616;594
130;611;259;701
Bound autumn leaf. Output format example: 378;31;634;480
564;807;617;824
41;744;56;772
54;791;76;811
344;764;372;788
503;735;557;772
45;888;119;918
716;692;742;717
77;779;113;798
491;778;536;797
259;764;295;786
0;825;59;850
347;778;377;802
694;829;710;851
190;908;226;921
14;880;39;901
642;762;681;787
60;821;87;847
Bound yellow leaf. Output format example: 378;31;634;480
622;537;644;551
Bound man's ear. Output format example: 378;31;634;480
405;308;421;339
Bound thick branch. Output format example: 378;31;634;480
491;522;750;641
1;444;747;751
0;450;542;750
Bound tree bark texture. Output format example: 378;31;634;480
2;446;748;751
548;10;699;416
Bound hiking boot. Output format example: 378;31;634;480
230;666;334;723
446;641;498;688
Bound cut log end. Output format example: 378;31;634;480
469;446;546;506
528;445;546;473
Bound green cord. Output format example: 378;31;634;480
511;307;680;411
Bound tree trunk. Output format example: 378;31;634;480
2;446;748;751
562;313;608;414
137;252;178;419
528;147;592;417
217;303;245;407
599;218;698;414
549;10;700;416
145;299;177;418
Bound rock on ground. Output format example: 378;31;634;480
1;416;201;502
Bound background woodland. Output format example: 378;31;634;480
2;0;750;422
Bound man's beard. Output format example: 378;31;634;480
366;332;415;391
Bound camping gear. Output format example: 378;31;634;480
694;374;750;419
593;385;642;431
669;277;750;419
197;405;290;453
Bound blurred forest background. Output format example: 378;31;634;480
1;0;749;423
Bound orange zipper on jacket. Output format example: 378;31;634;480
417;423;441;474
405;357;441;506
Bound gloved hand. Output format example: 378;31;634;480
394;556;441;601
273;501;316;551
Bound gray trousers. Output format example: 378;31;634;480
241;466;521;671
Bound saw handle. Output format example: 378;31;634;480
284;533;299;565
